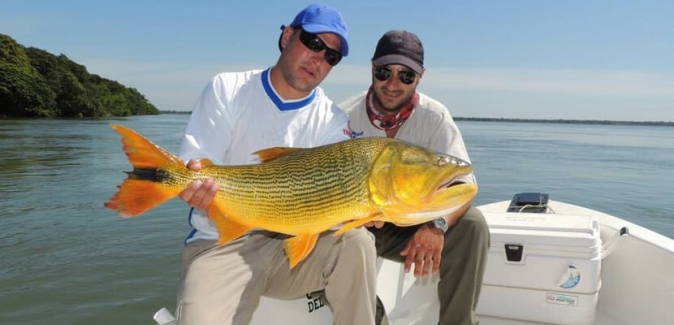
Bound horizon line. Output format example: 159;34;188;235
158;110;674;126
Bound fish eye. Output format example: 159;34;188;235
438;157;450;166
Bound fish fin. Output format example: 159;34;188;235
284;234;319;269
104;180;181;218
213;218;252;245
105;124;186;217
254;147;302;163
208;202;253;245
335;213;383;236
110;124;185;169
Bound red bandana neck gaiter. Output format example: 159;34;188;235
365;87;418;131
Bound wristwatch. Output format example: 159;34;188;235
431;218;449;233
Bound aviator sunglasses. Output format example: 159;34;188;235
297;29;343;66
373;66;417;85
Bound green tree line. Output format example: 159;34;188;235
0;33;159;117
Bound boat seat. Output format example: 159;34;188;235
154;258;441;325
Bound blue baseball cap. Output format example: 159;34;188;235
281;3;349;56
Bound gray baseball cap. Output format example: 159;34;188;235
371;30;424;74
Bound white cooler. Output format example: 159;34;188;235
476;212;602;325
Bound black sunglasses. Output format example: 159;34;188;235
298;29;343;66
373;66;417;85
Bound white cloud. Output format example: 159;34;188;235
81;59;260;111
325;66;674;121
421;68;674;97
77;58;674;120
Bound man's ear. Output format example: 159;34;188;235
278;26;294;52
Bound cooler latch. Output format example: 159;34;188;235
505;244;524;262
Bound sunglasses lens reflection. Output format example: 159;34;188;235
298;30;342;66
374;67;416;85
374;67;392;81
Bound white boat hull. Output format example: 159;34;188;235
478;199;674;325
155;198;674;325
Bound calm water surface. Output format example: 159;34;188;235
1;115;672;324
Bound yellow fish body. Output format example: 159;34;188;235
105;124;477;268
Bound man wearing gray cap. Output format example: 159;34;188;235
176;4;377;325
340;30;490;325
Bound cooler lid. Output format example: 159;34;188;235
484;212;601;249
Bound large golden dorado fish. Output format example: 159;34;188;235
105;124;477;268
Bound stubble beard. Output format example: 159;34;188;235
373;88;413;115
279;58;321;94
283;69;316;93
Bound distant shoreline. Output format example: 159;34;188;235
159;110;673;127
452;117;674;127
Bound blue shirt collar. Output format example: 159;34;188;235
261;68;316;111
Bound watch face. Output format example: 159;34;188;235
433;218;448;231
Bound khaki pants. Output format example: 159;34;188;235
175;228;377;325
369;207;490;325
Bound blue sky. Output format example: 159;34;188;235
2;0;673;121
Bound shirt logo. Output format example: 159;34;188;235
345;121;364;139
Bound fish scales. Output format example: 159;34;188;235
201;139;391;232
105;124;477;268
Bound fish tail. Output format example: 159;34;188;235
105;124;188;217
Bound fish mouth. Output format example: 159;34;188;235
391;181;477;226
437;178;458;190
435;169;470;191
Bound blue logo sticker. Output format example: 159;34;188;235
558;265;581;289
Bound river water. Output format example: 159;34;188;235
1;115;672;324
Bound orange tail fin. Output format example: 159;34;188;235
104;124;187;218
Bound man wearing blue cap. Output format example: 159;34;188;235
341;30;490;325
175;4;377;325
